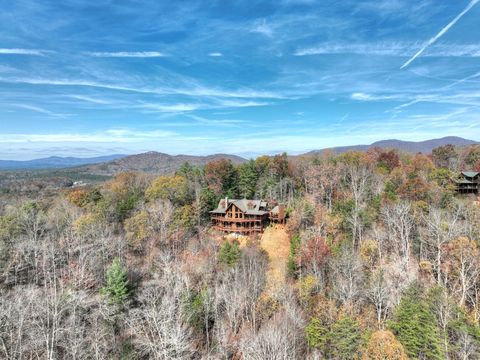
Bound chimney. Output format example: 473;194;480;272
225;196;228;209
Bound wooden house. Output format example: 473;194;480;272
210;198;286;235
455;171;479;194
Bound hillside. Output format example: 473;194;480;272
76;151;247;176
305;136;478;155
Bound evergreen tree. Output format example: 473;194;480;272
305;317;329;353
238;160;259;198
218;240;241;267
389;283;444;359
199;186;218;223
101;258;130;306
287;234;300;277
329;316;363;360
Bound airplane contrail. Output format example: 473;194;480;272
400;0;480;69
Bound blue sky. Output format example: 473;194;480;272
1;0;480;160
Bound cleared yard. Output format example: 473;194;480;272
259;224;290;291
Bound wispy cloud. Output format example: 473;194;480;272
0;128;176;143
443;71;480;89
0;76;286;99
139;103;203;113
208;52;223;57
66;94;111;104
0;48;49;56
250;19;274;37
11;103;68;118
187;114;246;127
85;51;166;58
351;92;402;101
400;0;480;69
294;42;480;58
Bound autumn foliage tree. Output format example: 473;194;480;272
204;159;238;197
363;330;408;360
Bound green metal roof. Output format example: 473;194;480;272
462;171;479;178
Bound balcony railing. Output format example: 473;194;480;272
213;225;263;232
211;215;262;222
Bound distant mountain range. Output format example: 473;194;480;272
0;154;126;170
304;136;478;155
1;137;477;172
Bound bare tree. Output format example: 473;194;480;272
381;201;414;267
422;206;463;285
240;293;305;360
341;156;372;246
127;275;192;359
367;269;393;329
331;246;364;308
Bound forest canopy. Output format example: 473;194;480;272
0;144;479;359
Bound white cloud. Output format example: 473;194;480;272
140;103;203;112
0;48;49;56
250;19;274;37
208;52;223;57
351;92;401;101
294;42;480;58
11;103;68;117
0;128;176;143
66;95;111;104
0;76;287;99
85;51;166;58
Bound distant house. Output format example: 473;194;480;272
210;198;286;235
455;171;479;194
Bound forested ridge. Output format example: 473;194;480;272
1;144;480;359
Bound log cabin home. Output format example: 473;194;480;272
210;198;286;235
455;171;480;194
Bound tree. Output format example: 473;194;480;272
377;150;400;172
465;145;480;168
146;175;190;205
101;258;130;306
218;240;241;267
329;316;363;359
287;234;301;277
238;160;259;198
339;152;373;246
124;211;150;251
432;144;457;169
389;283;444;359
127;273;192;359
204;159;238;197
363;330;408;360
444;236;480;307
381;201;414;267
199;186;218;224
305;317;329;352
331;246;364;307
421;206;462;285
368;269;393;329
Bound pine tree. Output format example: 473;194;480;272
329;316;363;359
305;317;329;352
238;160;258;198
218;240;241;267
287;234;300;277
389;283;444;359
101;258;130;306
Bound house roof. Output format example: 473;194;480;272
462;171;479;178
210;198;268;215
